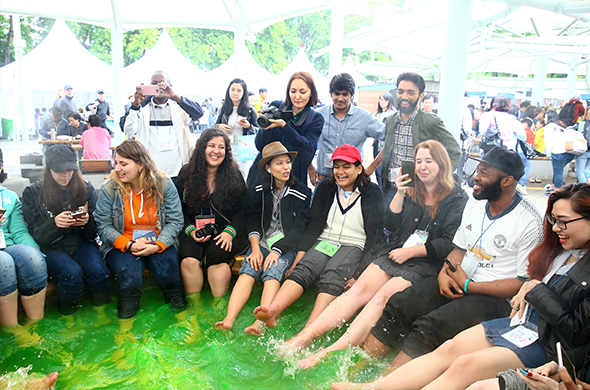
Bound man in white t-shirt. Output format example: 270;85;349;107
364;147;544;369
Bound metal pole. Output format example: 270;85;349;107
13;15;28;145
438;0;474;140
565;53;578;100
111;0;124;145
328;4;344;78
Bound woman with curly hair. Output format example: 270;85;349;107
174;128;248;301
94;140;186;319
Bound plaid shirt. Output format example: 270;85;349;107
388;108;419;182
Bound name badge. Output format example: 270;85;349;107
0;229;6;249
195;215;216;230
402;229;429;248
132;229;157;243
461;251;480;278
315;240;341;257
388;167;400;183
501;324;539;348
157;132;173;151
266;231;284;248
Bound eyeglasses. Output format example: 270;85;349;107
546;214;587;230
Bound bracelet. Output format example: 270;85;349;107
126;239;135;250
185;225;196;237
463;278;471;294
223;225;236;238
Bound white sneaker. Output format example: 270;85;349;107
516;184;528;195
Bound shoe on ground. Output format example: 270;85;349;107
529;177;536;183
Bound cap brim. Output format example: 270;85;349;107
50;162;79;172
330;155;360;164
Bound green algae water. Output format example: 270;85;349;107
0;283;391;389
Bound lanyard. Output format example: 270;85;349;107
473;195;518;256
327;111;351;147
272;185;288;227
200;204;214;216
150;102;172;137
326;189;357;242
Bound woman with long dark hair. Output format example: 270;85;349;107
175;128;248;302
94;140;186;319
215;141;311;335
289;140;468;369
254;144;384;329
215;78;258;142
373;92;397;185
246;71;324;187
22;145;110;316
332;183;590;390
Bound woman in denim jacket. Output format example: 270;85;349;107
94;140;186;319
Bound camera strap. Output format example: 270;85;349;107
210;199;231;224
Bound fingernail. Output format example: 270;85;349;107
541;374;547;377
527;371;533;377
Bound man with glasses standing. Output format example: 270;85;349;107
362;147;544;370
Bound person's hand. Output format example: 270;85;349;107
131;243;160;257
438;262;464;299
134;84;146;107
344;278;356;290
246;249;264;271
214;231;233;252
263;119;286;130
388;247;415;264
263;251;280;271
237;118;251;129
217;123;232;134
308;164;319;186
509;280;541;319
395;169;412;195
156;81;178;101
72;213;89;227
516;366;562;390
285;251;305;278
190;230;211;243
55;211;76;229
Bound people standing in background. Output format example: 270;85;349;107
544;110;574;196
52;88;64;109
207;98;218;128
254;88;268;113
574;108;590;184
58;85;77;119
34;108;44;136
373;93;397;185
86;89;114;136
215;78;258;143
248;91;256;105
199;103;209;132
422;94;436;114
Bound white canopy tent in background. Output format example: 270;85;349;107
275;48;331;104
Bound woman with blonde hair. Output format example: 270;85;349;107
94;140;186;319
287;140;468;369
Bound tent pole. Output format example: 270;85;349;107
565;53;578;100
531;17;552;107
111;0;124;145
328;3;344;78
438;0;474;141
13;15;27;145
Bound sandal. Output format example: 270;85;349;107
529;177;536;183
535;177;542;183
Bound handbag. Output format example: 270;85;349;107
517;139;537;159
564;127;587;155
479;115;504;153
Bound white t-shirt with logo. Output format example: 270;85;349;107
452;193;544;282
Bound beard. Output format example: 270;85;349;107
473;176;503;202
398;98;419;114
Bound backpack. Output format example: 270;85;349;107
559;103;577;127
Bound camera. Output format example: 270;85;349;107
258;106;294;128
195;222;221;238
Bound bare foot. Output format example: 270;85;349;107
41;372;59;389
253;305;277;328
243;320;263;336
331;382;373;390
215;319;233;331
285;333;313;353
298;351;325;369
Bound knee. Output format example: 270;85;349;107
61;265;84;289
181;257;201;273
446;353;484;375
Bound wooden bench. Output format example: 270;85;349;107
81;159;112;172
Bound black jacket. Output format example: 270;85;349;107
298;179;384;268
526;252;590;367
367;182;468;278
215;105;259;135
22;180;99;256
246;181;311;256
40;117;69;139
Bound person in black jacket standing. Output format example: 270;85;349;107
215;142;311;335
21;145;110;316
255;144;384;329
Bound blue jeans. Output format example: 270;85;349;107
518;152;531;186
45;241;110;315
575;151;590;183
106;246;186;319
239;247;296;283
0;244;47;296
551;153;575;189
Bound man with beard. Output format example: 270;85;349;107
123;70;203;176
366;72;460;204
359;147;543;371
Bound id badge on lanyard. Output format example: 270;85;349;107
132;224;157;243
157;131;173;151
315;240;341;257
195;215;216;230
402;229;429;248
461;251;480;279
388;167;400;183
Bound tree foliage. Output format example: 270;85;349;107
0;16;53;67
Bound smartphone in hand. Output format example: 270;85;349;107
445;258;457;272
557;341;577;385
139;85;163;96
401;160;415;187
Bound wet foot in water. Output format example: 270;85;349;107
285;332;313;354
243;320;263;336
214;318;234;331
298;350;327;369
253;306;277;328
0;371;58;390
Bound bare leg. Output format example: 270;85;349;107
0;371;59;390
181;257;204;294
299;277;412;369
0;291;18;326
286;264;391;352
20;287;47;322
305;293;337;326
254;280;304;328
389;350;413;369
216;274;256;331
465;378;500;390
207;263;232;297
244;279;280;335
332;324;496;390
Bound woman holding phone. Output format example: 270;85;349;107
215;78;258;141
22;145;110;316
94;140;186;319
215;142;311;335
332;183;590;390
287;140;467;369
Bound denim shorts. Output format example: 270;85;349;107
239;247;296;283
0;244;47;296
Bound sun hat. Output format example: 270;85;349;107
45;145;79;172
329;144;362;164
257;141;298;170
467;147;524;180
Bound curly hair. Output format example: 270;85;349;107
181;128;243;210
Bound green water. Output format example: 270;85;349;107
0;284;390;389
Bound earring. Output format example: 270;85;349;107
139;169;142;173
267;169;271;173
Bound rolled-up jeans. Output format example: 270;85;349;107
0;244;47;296
239;247;296;283
106;246;186;319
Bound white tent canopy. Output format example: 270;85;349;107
276;48;330;102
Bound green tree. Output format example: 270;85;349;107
0;16;54;67
169;27;233;71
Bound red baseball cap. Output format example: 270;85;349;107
330;144;362;164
